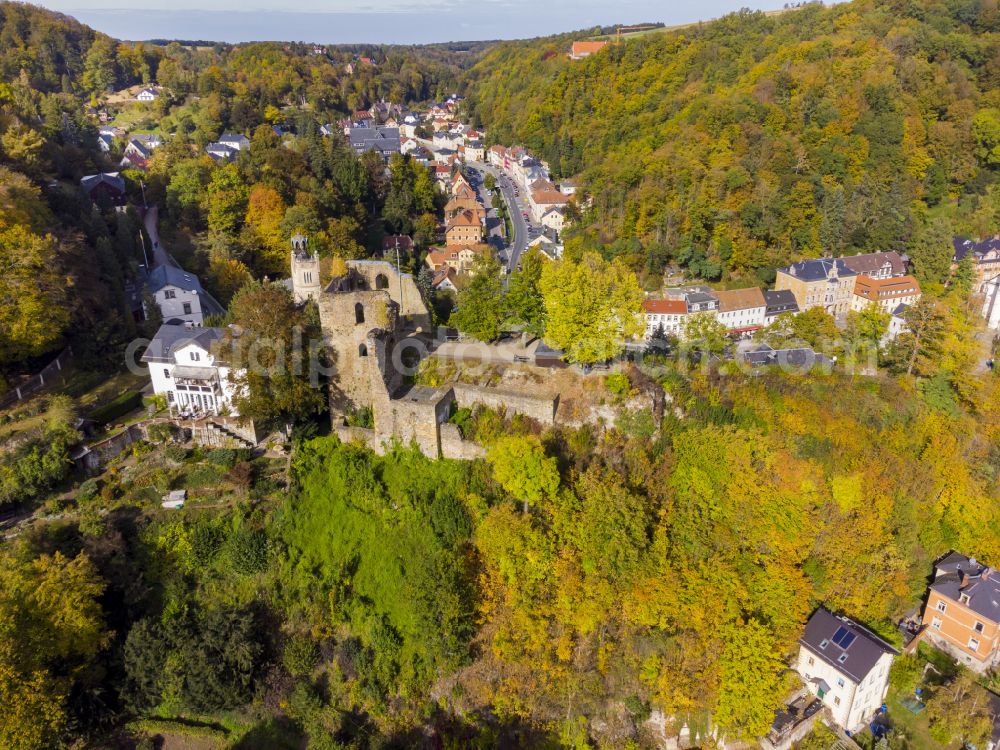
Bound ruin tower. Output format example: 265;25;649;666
290;234;321;304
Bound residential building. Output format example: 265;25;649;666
121;138;153;170
431;266;458;292
569;40;608;60
465;140;485;162
97;133;113;152
205;142;237;162
540;207;565;232
381;235;414;257
763;289;800;323
774;258;858;316
425;244;491;274
795;608;897;732
666;285;719;315
219;133;250;151
954;237;1000;287
642;298;687;338
445;209;483;245
714;287;766;335
452;174;476;200
80;172;127;209
885;303;909;343
146;265;209;326
348;126;401;161
527;231;563;261
136;87;158;102
142;323;240;417
840;251;908;280
529;186;570;223
851;274;921;313
446;196;486;226
433;131;463;150
921;552;1000;673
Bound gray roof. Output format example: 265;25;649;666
778;257;856;282
930;552;1000;624
348;126;401;155
147;265;205;295
764;289;799;316
840;251;907;277
744;344;833;369
141;323;226;364
219;133;250;145
800;608;898;684
80;172;125;194
954;237;1000;262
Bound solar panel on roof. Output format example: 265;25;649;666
830;626;848;645
839;632;856;649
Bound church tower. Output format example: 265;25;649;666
290;234;321;304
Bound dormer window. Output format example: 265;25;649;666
838;653;849;664
960;593;970;605
819;639;829;650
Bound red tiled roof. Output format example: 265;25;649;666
643;298;687;315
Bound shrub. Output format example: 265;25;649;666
605;371;632;399
164;444;188;463
89;391;143;425
227;527;270;574
283;634;320;677
190;522;224;566
205;448;236;468
77;479;100;502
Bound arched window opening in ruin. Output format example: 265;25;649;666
375;273;389;290
359;343;368;357
355;303;365;324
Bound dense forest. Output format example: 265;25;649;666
466;0;1000;285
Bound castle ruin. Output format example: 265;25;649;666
290;240;557;459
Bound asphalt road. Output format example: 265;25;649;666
467;160;531;274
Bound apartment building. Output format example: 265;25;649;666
921;552;1000;673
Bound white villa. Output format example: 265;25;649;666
796;609;897;733
142;324;240;417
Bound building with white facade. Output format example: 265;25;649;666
136;87;158;102
850;275;921;314
795;609;897;733
142;323;241;417
714;287;766;335
147;265;209;326
981;275;1000;330
642;298;688;338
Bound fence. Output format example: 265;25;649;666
0;348;73;411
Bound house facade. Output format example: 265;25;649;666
445;209;483;245
642;298;687;338
921;552;1000;673
142;323;240;417
850;275;921;314
954;237;1000;288
714;287;766;335
796;609;897;732
763;289;800;323
147;266;208;326
136;87;158;101
774;258;857;316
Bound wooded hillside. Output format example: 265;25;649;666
465;0;1000;284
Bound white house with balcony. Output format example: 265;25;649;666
795;609;897;733
142;323;241;417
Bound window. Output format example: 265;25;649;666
838;653;849;664
355;302;365;325
837;678;845;688
164;289;176;299
303;271;313;284
190;352;200;362
359;343;368;357
976;621;985;633
819;639;829;650
932;617;942;630
936;600;947;613
182;302;192;315
833;696;841;706
960;593;970;605
969;637;980;652
164;368;170;378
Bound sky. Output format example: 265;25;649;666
37;0;786;45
